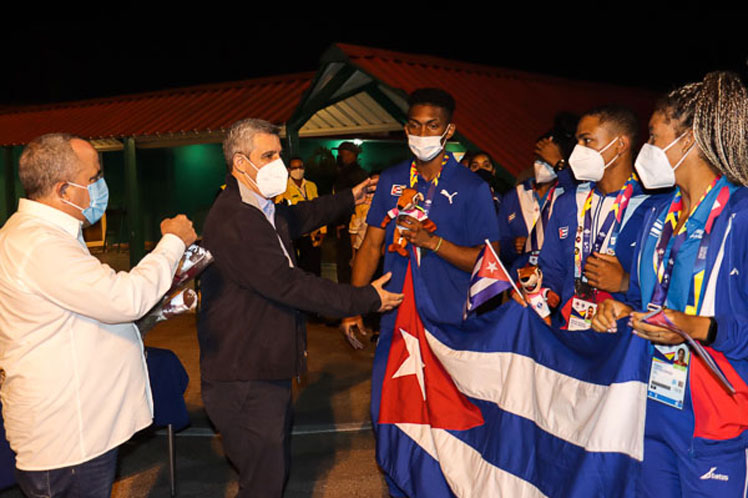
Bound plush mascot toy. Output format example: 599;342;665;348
381;188;437;257
515;265;560;325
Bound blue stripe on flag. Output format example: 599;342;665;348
454;399;641;497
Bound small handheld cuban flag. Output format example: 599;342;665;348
464;240;521;319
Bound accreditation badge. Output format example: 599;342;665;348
566;297;598;331
647;345;690;409
560;287;612;331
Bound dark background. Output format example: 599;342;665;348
1;10;746;107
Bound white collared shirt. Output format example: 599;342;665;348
0;199;185;470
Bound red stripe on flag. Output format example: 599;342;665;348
379;264;485;430
691;347;748;440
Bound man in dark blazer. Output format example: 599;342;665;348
198;118;403;498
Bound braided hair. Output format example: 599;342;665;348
655;71;748;186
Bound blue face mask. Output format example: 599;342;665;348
62;177;109;225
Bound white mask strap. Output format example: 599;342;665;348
663;130;690;153
672;141;696;172
600;137;621;168
599;136;620;154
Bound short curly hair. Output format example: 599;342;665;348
583;105;640;149
408;88;456;122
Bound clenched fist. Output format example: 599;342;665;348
161;214;197;246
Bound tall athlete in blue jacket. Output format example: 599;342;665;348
530;106;667;330
592;72;748;497
342;88;500;498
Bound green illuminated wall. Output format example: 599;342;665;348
101;143;226;243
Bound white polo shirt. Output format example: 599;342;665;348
0;199;184;470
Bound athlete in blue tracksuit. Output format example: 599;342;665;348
536;178;666;328
591;72;748;497
343;89;501;498
621;178;748;497
498;167;575;268
520;105;667;331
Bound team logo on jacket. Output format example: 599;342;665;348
391;184;405;196
508;212;516;222
559;226;569;239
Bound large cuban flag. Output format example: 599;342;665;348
375;260;651;497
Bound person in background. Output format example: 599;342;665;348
498;113;578;267
332;141;369;284
349;201;370;263
459;150;475;168
276;156;325;276
469;151;501;211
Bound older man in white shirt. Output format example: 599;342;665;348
0;133;197;497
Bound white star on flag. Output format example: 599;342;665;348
486;261;498;274
392;328;426;401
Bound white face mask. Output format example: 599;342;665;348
241;156;289;198
407;125;451;162
634;131;694;189
568;137;620;182
533;159;558;184
290;168;304;181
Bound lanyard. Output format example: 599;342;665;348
573;174;637;281
293;181;308;201
527;183;558;261
410;154;448;217
648;179;729;314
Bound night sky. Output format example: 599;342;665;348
1;12;746;107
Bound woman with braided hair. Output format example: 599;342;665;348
592;71;748;496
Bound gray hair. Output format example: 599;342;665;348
222;118;280;172
19;133;80;199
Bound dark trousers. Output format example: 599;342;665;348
14;447;118;498
202;378;293;498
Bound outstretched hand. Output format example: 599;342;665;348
352;176;379;205
371;272;404;312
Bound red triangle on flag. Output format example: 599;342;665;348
476;245;510;282
378;263;485;430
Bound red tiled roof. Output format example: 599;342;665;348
336;44;657;176
0;73;314;146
